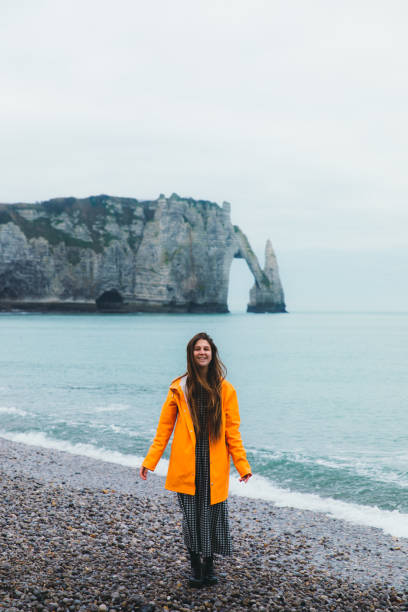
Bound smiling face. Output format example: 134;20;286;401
193;339;212;372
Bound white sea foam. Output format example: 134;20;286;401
91;404;130;413
229;475;408;538
0;429;169;477
109;424;123;434
0;406;28;417
313;457;408;488
1;429;407;539
249;447;408;488
74;421;141;438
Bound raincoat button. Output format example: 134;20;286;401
211;482;214;486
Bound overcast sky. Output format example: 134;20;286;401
1;0;407;310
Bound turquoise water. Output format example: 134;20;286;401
1;312;407;536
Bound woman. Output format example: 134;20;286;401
140;332;252;587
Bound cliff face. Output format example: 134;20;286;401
0;194;286;313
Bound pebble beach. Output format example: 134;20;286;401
0;437;407;611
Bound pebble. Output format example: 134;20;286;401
0;437;407;611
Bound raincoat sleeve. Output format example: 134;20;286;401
224;385;252;477
142;389;178;471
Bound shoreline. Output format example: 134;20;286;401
2;429;407;539
1;437;407;611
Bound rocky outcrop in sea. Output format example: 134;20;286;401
0;194;286;313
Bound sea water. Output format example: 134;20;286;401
0;311;407;537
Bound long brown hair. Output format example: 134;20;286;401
185;332;226;441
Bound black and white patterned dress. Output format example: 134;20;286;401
177;386;232;557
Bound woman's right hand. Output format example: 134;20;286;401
139;465;149;480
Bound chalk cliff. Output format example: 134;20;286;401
0;194;286;313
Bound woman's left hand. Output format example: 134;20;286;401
239;473;252;483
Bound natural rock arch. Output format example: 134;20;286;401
232;227;286;313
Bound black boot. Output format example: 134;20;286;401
188;550;203;588
203;555;218;586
